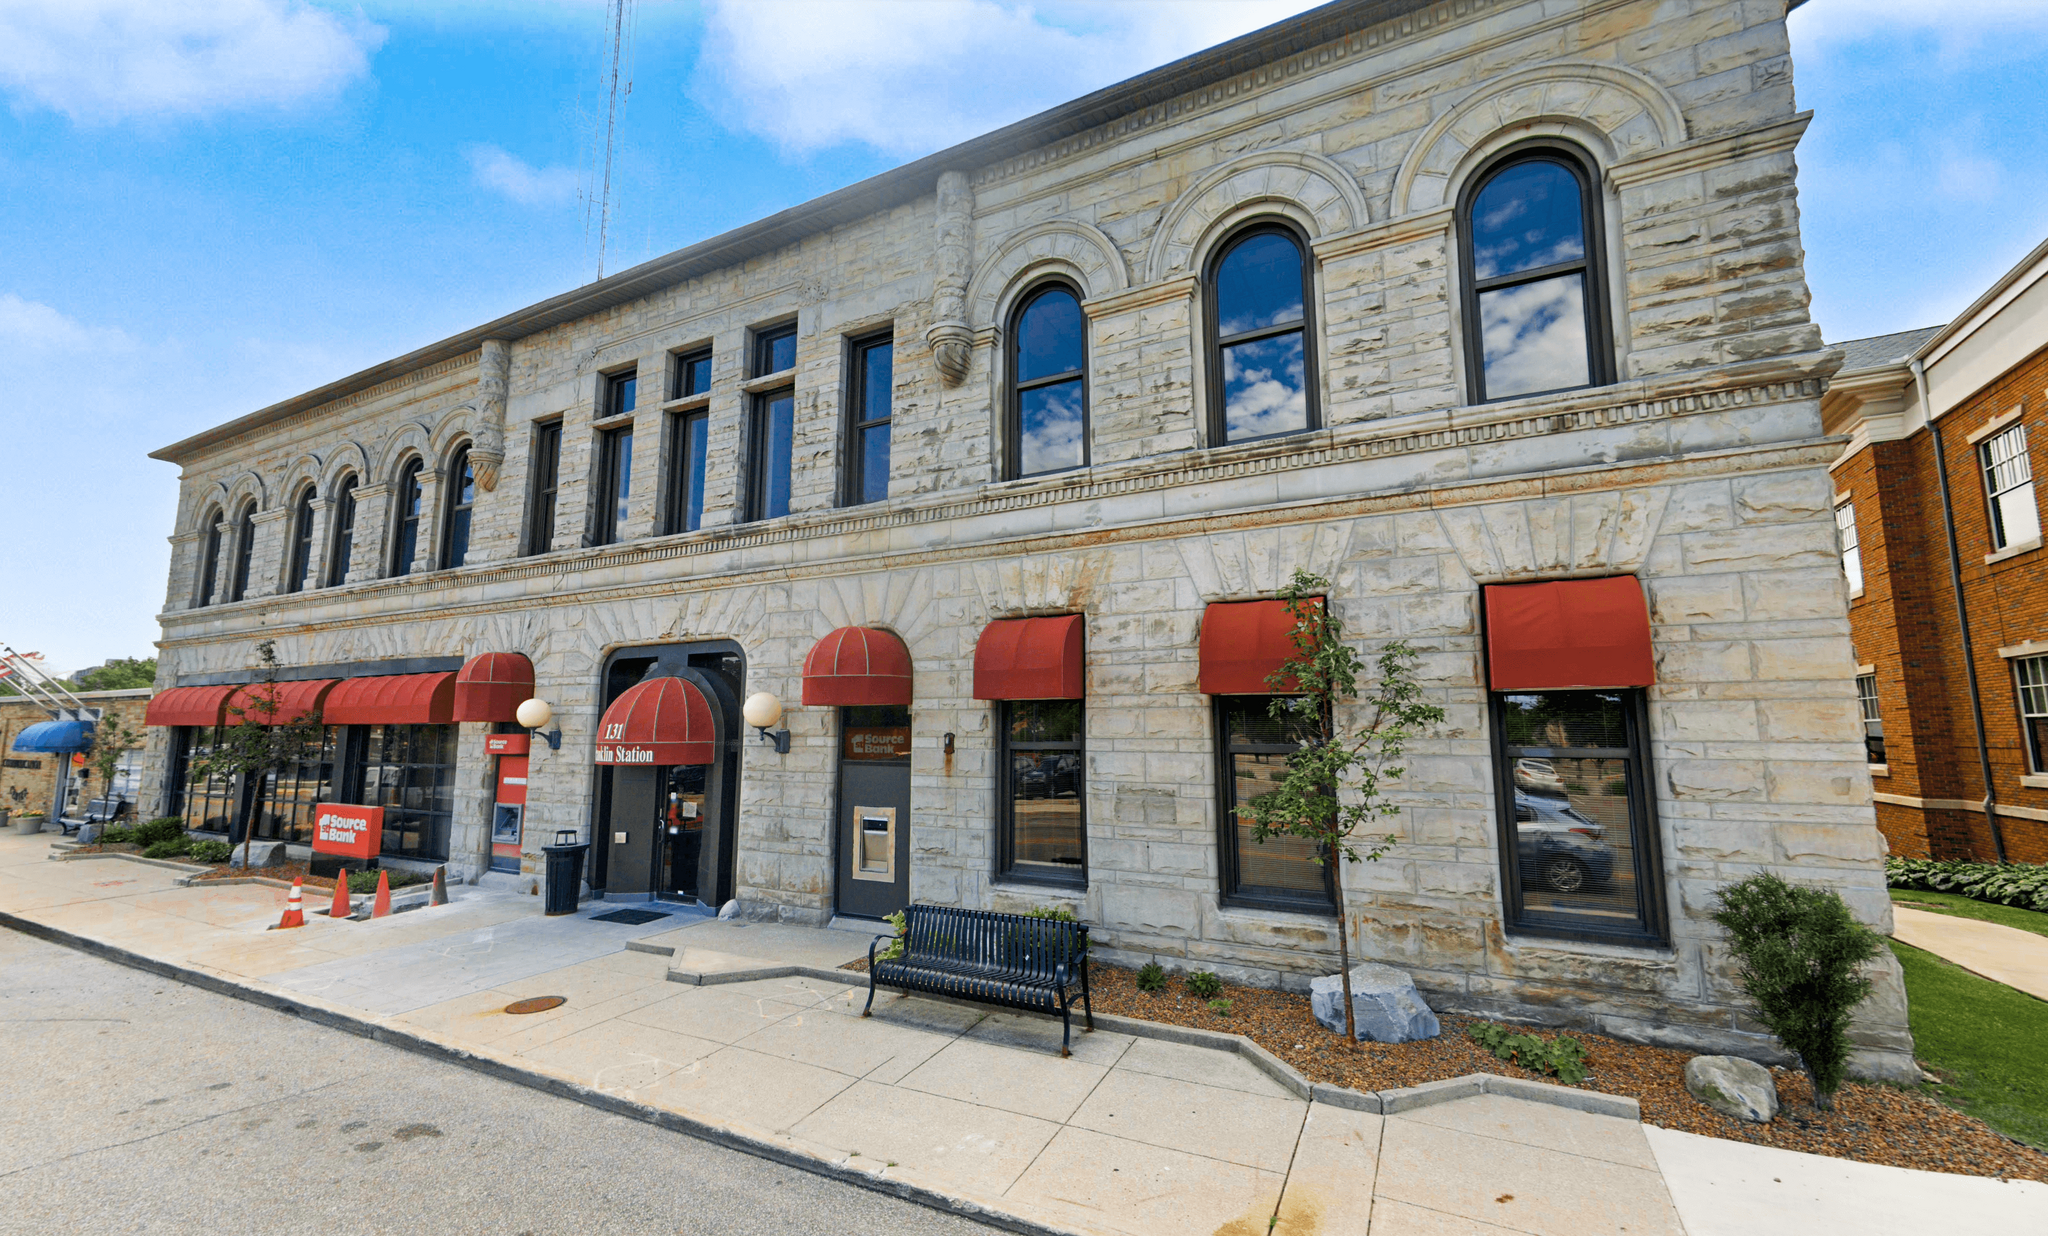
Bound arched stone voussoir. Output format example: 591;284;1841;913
968;220;1129;328
1144;149;1369;284
220;469;267;517
319;440;371;492
376;421;435;486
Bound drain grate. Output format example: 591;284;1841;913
504;996;567;1015
590;908;671;925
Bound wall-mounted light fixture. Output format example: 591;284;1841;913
943;732;955;755
742;691;791;754
516;697;563;751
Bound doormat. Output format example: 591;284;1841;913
590;908;670;925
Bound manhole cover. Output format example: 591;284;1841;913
590;908;670;925
504;996;567;1015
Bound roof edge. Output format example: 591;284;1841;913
1914;233;2048;366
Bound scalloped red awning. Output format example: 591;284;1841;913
453;652;535;723
223;679;338;725
1484;576;1655;691
322;673;457;726
1197;598;1322;695
801;627;912;707
972;615;1084;701
142;685;235;728
595;677;716;766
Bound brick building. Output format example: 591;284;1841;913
2;689;152;821
1823;236;2048;864
139;0;1917;1077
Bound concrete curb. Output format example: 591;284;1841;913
49;851;213;876
0;908;1089;1236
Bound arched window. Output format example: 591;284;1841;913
391;459;424;577
286;487;316;593
195;507;223;607
326;475;357;588
1459;144;1612;403
1207;223;1315;444
227;501;257;602
1007;283;1087;478
440;445;475;569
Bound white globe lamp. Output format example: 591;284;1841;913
516;697;561;750
742;692;790;754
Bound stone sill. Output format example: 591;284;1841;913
1985;537;2041;566
2021;774;2048;791
1868;764;1889;777
1494;931;1677;964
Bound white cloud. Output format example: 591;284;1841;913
0;293;134;352
0;0;384;123
1790;0;2048;49
691;0;1323;157
466;144;581;206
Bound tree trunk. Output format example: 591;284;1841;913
1333;851;1355;1041
238;778;258;869
1806;1059;1833;1110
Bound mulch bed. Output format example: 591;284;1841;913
846;955;2046;1181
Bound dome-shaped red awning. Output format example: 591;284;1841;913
143;684;235;728
453;652;535;722
595;676;716;766
323;672;457;726
972;614;1084;700
224;679;338;725
801;627;912;707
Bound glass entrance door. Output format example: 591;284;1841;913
659;763;708;901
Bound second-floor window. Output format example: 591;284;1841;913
1856;673;1885;766
1009;283;1086;478
440;446;475;569
227;501;256;602
2018;656;2048;773
1836;502;1863;592
286;487;316;593
196;507;223;606
748;324;797;522
604;368;638;420
667;410;709;534
1209;224;1314;444
391;459;424;576
326;476;357;587
847;333;893;505
1982;422;2039;551
596;426;633;545
527;421;561;555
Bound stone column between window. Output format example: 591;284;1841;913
245;507;292;600
344;483;390;583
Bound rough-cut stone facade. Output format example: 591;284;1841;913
144;1;1915;1078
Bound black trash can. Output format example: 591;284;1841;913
542;831;589;917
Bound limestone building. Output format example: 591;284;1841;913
142;0;1914;1076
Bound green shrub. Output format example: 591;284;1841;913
1207;999;1233;1017
877;909;908;962
1713;873;1882;1109
99;825;136;845
131;817;186;847
188;840;233;863
1135;962;1167;993
142;836;192;859
1025;903;1089;952
345;869;429;894
1887;857;2048;913
1468;1022;1589;1084
1185;971;1223;999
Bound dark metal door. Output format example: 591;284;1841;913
835;706;911;919
604;766;659;897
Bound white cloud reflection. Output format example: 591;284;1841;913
1479;275;1589;399
1222;332;1307;440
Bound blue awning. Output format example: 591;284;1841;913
12;719;94;753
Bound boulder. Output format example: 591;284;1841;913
1310;963;1441;1043
229;841;289;869
1684;1055;1778;1123
718;899;742;921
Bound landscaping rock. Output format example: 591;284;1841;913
1310;963;1441;1043
230;841;289;869
1685;1054;1779;1123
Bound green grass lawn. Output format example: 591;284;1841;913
1890;888;2048;938
1890;939;2048;1149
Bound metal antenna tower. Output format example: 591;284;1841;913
593;0;636;281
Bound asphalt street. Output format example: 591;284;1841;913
0;929;988;1236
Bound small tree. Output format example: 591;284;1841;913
1712;873;1882;1110
186;640;322;867
84;709;144;813
1238;569;1445;1041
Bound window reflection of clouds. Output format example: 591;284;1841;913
1019;380;1085;475
1480;275;1588;398
1216;232;1305;336
1471;161;1584;280
1017;288;1083;382
1222;333;1308;439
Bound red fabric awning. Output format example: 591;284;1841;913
1197;598;1322;694
452;652;535;723
973;615;1084;700
224;679;338;726
322;672;458;725
595;677;716;766
801;627;913;707
142;684;235;728
1484;577;1655;691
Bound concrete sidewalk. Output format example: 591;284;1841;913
3;832;2040;1235
1890;903;2048;1001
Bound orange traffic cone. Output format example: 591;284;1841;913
277;877;306;929
429;866;448;907
371;869;392;918
328;872;353;919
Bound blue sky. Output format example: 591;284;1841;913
1;0;2044;672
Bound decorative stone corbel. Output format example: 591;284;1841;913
471;338;511;490
927;170;974;386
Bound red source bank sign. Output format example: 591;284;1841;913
313;803;384;860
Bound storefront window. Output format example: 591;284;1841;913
998;700;1086;885
1491;690;1666;944
252;728;337;843
171;726;238;832
1215;697;1332;912
358;724;455;860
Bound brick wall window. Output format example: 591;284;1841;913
1207;222;1316;445
526;422;560;555
845;332;893;506
1007;283;1087;478
1489;689;1667;945
1857;673;1886;765
439;445;474;569
326;477;356;587
390;459;424;576
286;487;316;593
1458;143;1613;403
2016;655;2048;773
1981;422;2039;550
1836;501;1863;592
1214;697;1333;913
997;700;1086;887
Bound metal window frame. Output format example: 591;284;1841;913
671;347;713;400
1980;422;2034;549
1004;278;1090;481
324;478;357;588
286;487;317;593
843;329;895;507
1212;696;1335;915
342;722;456;862
753;322;798;378
227;501;257;602
1486;688;1669;947
1856;673;1886;765
745;386;795;523
594;425;633;545
525;421;561;556
602;368;639;420
2015;655;2048;773
663;407;709;535
1203;218;1319;447
195;507;223;607
995;699;1088;888
250;726;338;844
439;445;474;569
390;459;424;576
1456;140;1615;405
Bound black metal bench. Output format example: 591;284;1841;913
864;904;1093;1056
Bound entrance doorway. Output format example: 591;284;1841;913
835;705;910;919
593;650;741;905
